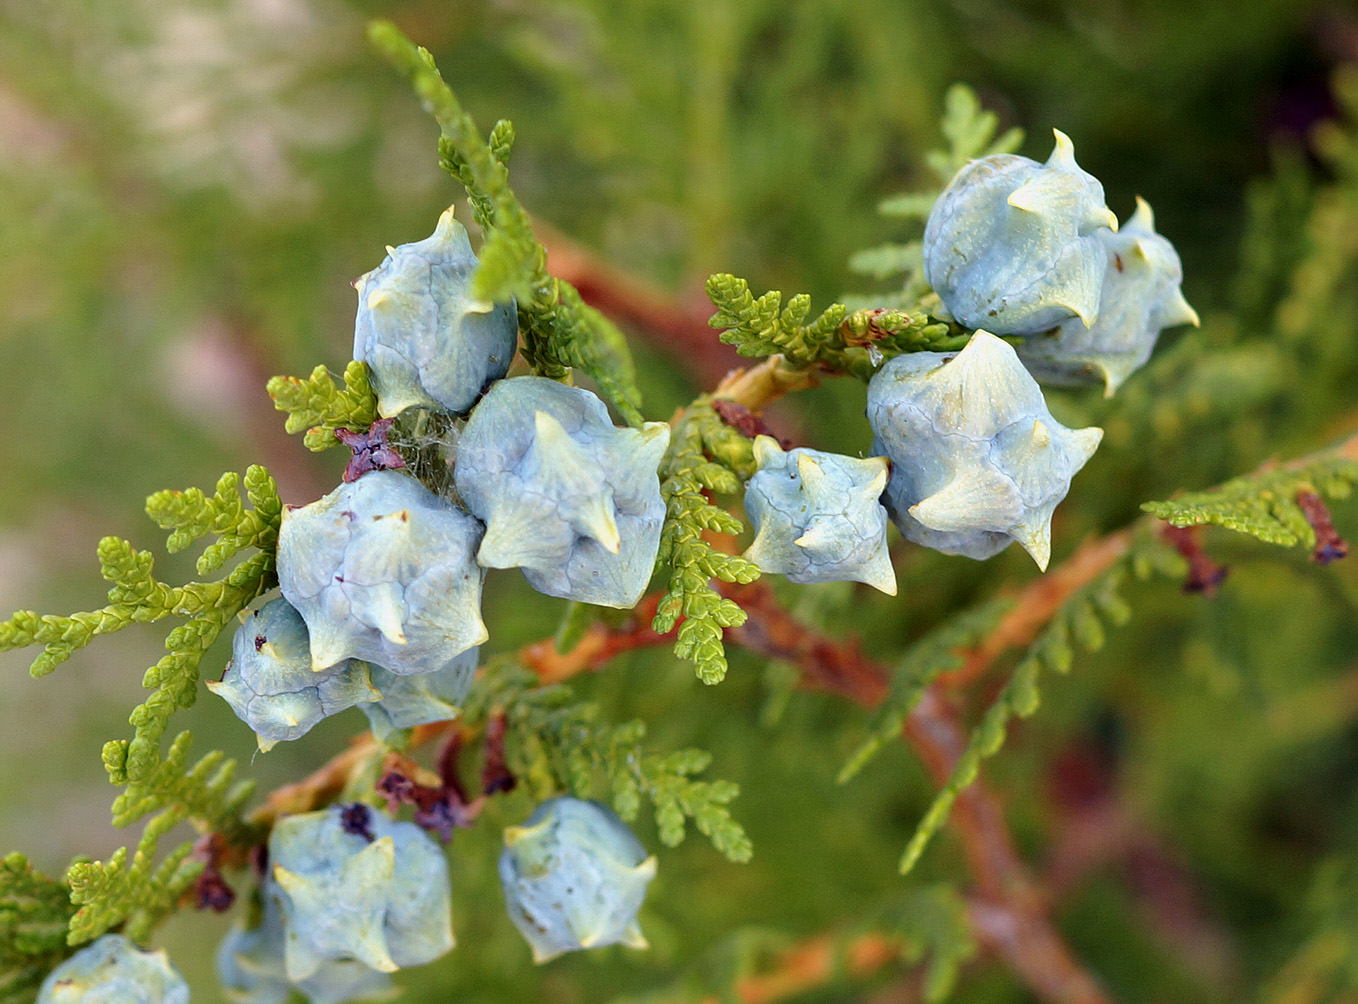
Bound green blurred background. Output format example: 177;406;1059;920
4;1;1358;1001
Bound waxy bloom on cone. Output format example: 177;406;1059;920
867;331;1102;569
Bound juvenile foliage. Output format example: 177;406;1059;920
0;855;74;1004
368;21;644;427
652;402;761;685
466;661;752;862
1143;438;1358;548
266;361;379;451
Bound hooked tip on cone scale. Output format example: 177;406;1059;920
1129;194;1156;231
795;452;829;493
1011;515;1053;572
752;434;785;469
1047;128;1077;169
576;494;623;554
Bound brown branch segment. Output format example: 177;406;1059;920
523;544;1127;1004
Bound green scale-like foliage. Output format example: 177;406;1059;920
891;529;1185;876
1;468;279;782
66;812;199;947
0;468;280;956
1144;437;1358;549
652;402;761;686
704;88;1021;383
706;273;965;380
466;660;752;862
0;855;75;1004
68;734;254;945
266;360;379;452
368;21;645;428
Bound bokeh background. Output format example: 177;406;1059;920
4;1;1358;1002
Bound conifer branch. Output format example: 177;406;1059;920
266;361;379;452
0;470;281;958
1143;431;1358;549
368;21;645;426
465;660;752;861
531;570;1118;1004
66;811;201;946
838;600;1013;785
146;466;281;574
706;273;962;379
652;401;761;685
896;529;1178;877
111;732;259;848
0;855;75;1004
1;469;279;786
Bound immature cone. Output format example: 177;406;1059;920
455;377;671;607
1016;196;1200;395
277;470;487;677
866;331;1103;570
216;885;395;1004
742;438;896;594
923;130;1118;335
270;805;454;981
354;207;518;417
499;796;657;963
209;597;381;752
37;934;189;1004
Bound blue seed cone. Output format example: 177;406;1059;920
277;471;487;678
455;377;670;608
499;796;657;963
866;331;1102;570
209;597;382;752
742;438;896;595
216;885;396;1004
354;207;518;417
361;647;479;744
270;806;454;982
38;934;189;1004
923;130;1118;335
1016;197;1200;395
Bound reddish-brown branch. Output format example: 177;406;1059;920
522;551;1126;1004
246;722;455;833
722;580;889;705
940;531;1133;689
728;931;903;1004
518;592;669;684
724;582;1114;1004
